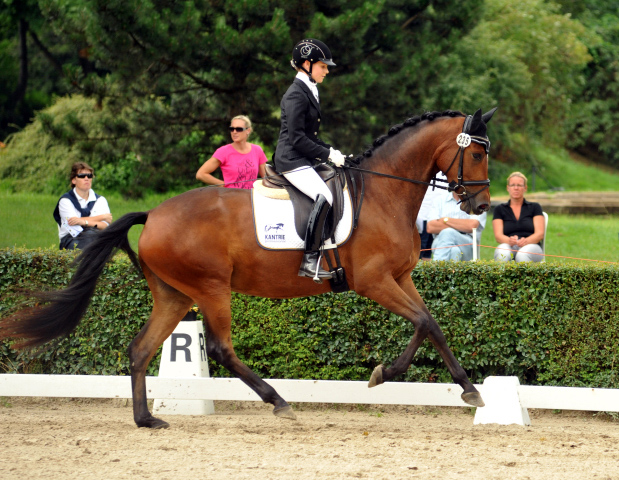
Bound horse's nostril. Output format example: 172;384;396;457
479;204;489;212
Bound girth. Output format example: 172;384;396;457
263;164;345;241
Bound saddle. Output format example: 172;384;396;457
262;164;346;241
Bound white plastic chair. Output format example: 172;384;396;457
540;212;548;262
472;227;481;261
472;211;548;261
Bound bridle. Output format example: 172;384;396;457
440;114;491;204
345;114;491;205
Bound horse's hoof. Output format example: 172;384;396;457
461;391;485;408
273;405;297;420
136;416;170;429
368;364;384;388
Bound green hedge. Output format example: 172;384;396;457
0;249;155;375
1;248;618;388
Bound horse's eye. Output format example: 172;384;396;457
472;153;482;161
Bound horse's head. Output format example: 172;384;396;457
438;107;497;215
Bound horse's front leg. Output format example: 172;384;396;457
363;275;429;386
400;274;483;406
364;274;484;407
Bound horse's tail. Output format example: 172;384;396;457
0;211;149;349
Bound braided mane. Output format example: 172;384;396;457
350;110;465;165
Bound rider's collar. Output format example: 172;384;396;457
296;71;319;100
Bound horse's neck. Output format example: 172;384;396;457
362;138;439;218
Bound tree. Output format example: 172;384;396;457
420;0;591;169
0;0;85;140
7;0;484;195
556;2;619;168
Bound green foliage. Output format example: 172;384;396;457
563;3;619;168
1;249;618;389
424;0;591;166
1;0;619;197
316;0;486;149
0;249;159;375
0;0;73;139
536;265;619;388
31;0;295;193
0;95;115;195
96;152;143;196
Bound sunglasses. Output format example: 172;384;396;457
229;127;248;133
76;173;94;179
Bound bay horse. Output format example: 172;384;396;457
0;108;496;429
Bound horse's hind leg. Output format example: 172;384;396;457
365;274;483;407
128;269;193;429
197;291;296;420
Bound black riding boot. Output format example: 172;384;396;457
298;194;333;283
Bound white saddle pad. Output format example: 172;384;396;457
252;186;354;250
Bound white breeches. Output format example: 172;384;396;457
282;166;333;205
494;243;544;263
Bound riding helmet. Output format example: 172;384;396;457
291;39;336;68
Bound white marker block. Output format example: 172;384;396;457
474;376;531;426
153;320;215;415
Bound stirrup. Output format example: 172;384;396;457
312;251;331;284
298;251;332;283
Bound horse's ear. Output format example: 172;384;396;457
468;108;483;133
482;107;498;124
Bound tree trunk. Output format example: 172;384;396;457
7;18;29;110
29;28;64;76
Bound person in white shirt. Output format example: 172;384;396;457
53;162;113;250
426;189;486;261
416;172;447;260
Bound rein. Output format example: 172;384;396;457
345;165;450;190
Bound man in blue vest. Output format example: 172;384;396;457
53;162;113;250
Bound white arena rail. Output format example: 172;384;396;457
1;374;618;413
0;375;470;406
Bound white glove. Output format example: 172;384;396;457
329;147;346;167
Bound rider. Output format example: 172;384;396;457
273;38;347;281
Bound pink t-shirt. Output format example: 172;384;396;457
213;143;268;189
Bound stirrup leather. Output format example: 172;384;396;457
299;194;333;283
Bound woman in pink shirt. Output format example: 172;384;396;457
196;115;268;189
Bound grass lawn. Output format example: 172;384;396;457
0;189;183;251
478;214;619;264
488;145;619;197
1;189;617;265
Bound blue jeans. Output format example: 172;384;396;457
419;220;433;259
432;229;474;261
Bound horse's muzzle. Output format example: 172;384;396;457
476;202;490;214
461;199;490;216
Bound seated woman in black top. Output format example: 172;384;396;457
492;172;545;262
